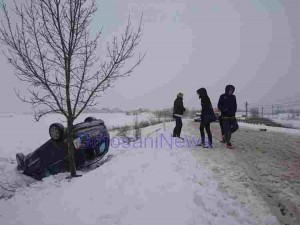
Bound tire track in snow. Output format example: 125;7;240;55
186;119;299;225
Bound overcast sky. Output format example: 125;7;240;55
0;0;299;112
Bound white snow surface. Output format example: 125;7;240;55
0;112;153;158
265;113;300;129
0;114;280;225
238;121;300;135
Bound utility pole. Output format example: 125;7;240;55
272;105;274;117
261;106;264;117
245;102;248;118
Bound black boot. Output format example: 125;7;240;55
196;138;205;146
173;128;177;137
204;143;213;148
200;138;205;147
205;137;213;148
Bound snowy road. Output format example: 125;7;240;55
186;120;300;225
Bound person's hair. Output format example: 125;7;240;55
177;93;183;98
196;88;207;97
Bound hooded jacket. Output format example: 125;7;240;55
217;85;237;117
173;96;185;116
197;88;214;118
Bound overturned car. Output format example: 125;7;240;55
16;117;110;180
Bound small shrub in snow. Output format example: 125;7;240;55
133;113;141;139
239;117;283;127
138;121;151;128
116;125;131;142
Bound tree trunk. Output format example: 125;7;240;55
67;118;77;176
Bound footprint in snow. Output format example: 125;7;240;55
0;157;9;162
0;163;7;171
193;193;206;208
135;203;144;210
141;163;149;170
97;214;114;224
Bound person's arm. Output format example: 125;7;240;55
217;95;224;112
202;98;209;114
173;100;177;114
179;100;185;112
233;95;237;114
208;98;214;114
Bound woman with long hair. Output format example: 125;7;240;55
196;88;215;148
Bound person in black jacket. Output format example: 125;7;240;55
217;85;239;149
197;88;215;148
173;93;185;139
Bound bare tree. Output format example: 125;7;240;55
0;0;144;177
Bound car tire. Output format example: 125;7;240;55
49;123;64;142
84;117;97;123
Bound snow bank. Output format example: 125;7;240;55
265;113;300;129
238;122;300;135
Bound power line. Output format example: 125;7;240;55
248;100;300;107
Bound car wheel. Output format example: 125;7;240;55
84;117;97;123
49;123;64;141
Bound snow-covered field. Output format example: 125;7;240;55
238;122;300;135
0;112;155;199
0;112;154;159
264;113;300;129
1;113;299;225
236;112;300;130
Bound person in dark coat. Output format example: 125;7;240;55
217;85;239;148
197;88;215;148
173;93;185;139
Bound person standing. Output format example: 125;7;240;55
217;85;239;149
173;93;185;139
196;88;215;148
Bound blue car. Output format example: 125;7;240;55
16;117;110;180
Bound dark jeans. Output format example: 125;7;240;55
173;116;183;137
200;122;212;144
222;117;239;144
219;116;224;137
